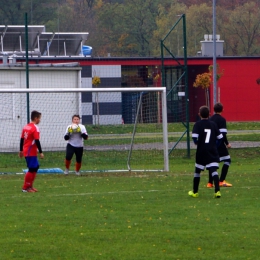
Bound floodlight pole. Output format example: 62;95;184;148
25;13;30;124
183;14;190;158
213;0;217;106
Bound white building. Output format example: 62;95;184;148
0;63;81;151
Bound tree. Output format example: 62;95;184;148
193;64;223;109
94;0;174;56
178;0;260;9
92;1;127;56
49;0;97;32
92;75;101;125
153;2;187;56
186;3;212;56
224;2;260;55
123;0;161;56
0;0;57;25
2;0;260;57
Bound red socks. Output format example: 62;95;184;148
75;162;81;172
31;172;37;185
22;172;34;190
65;159;81;172
65;159;71;169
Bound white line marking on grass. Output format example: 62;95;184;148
8;185;260;199
45;185;260;197
9;189;174;198
48;189;165;197
240;186;260;189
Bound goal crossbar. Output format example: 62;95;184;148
0;87;166;93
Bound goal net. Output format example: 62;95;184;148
0;87;169;174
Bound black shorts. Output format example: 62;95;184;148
195;149;219;170
66;143;83;163
218;144;230;162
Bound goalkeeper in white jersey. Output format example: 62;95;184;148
64;115;88;175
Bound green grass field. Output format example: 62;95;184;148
1;147;260;259
2;121;259;174
88;121;260;134
89;122;260;145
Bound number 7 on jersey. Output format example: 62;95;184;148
204;129;211;143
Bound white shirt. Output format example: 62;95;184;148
64;124;88;147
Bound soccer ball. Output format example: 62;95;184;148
71;124;79;132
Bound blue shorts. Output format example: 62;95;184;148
25;156;39;169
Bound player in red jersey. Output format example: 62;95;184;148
19;110;44;192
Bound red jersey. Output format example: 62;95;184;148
20;123;40;157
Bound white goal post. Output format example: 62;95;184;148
0;87;169;172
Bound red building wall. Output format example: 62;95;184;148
215;58;260;121
188;57;260;122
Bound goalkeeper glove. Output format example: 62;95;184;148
81;133;88;140
68;126;73;133
64;134;70;141
76;126;81;133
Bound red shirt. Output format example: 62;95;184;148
21;123;40;157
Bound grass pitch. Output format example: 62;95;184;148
0;148;260;259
